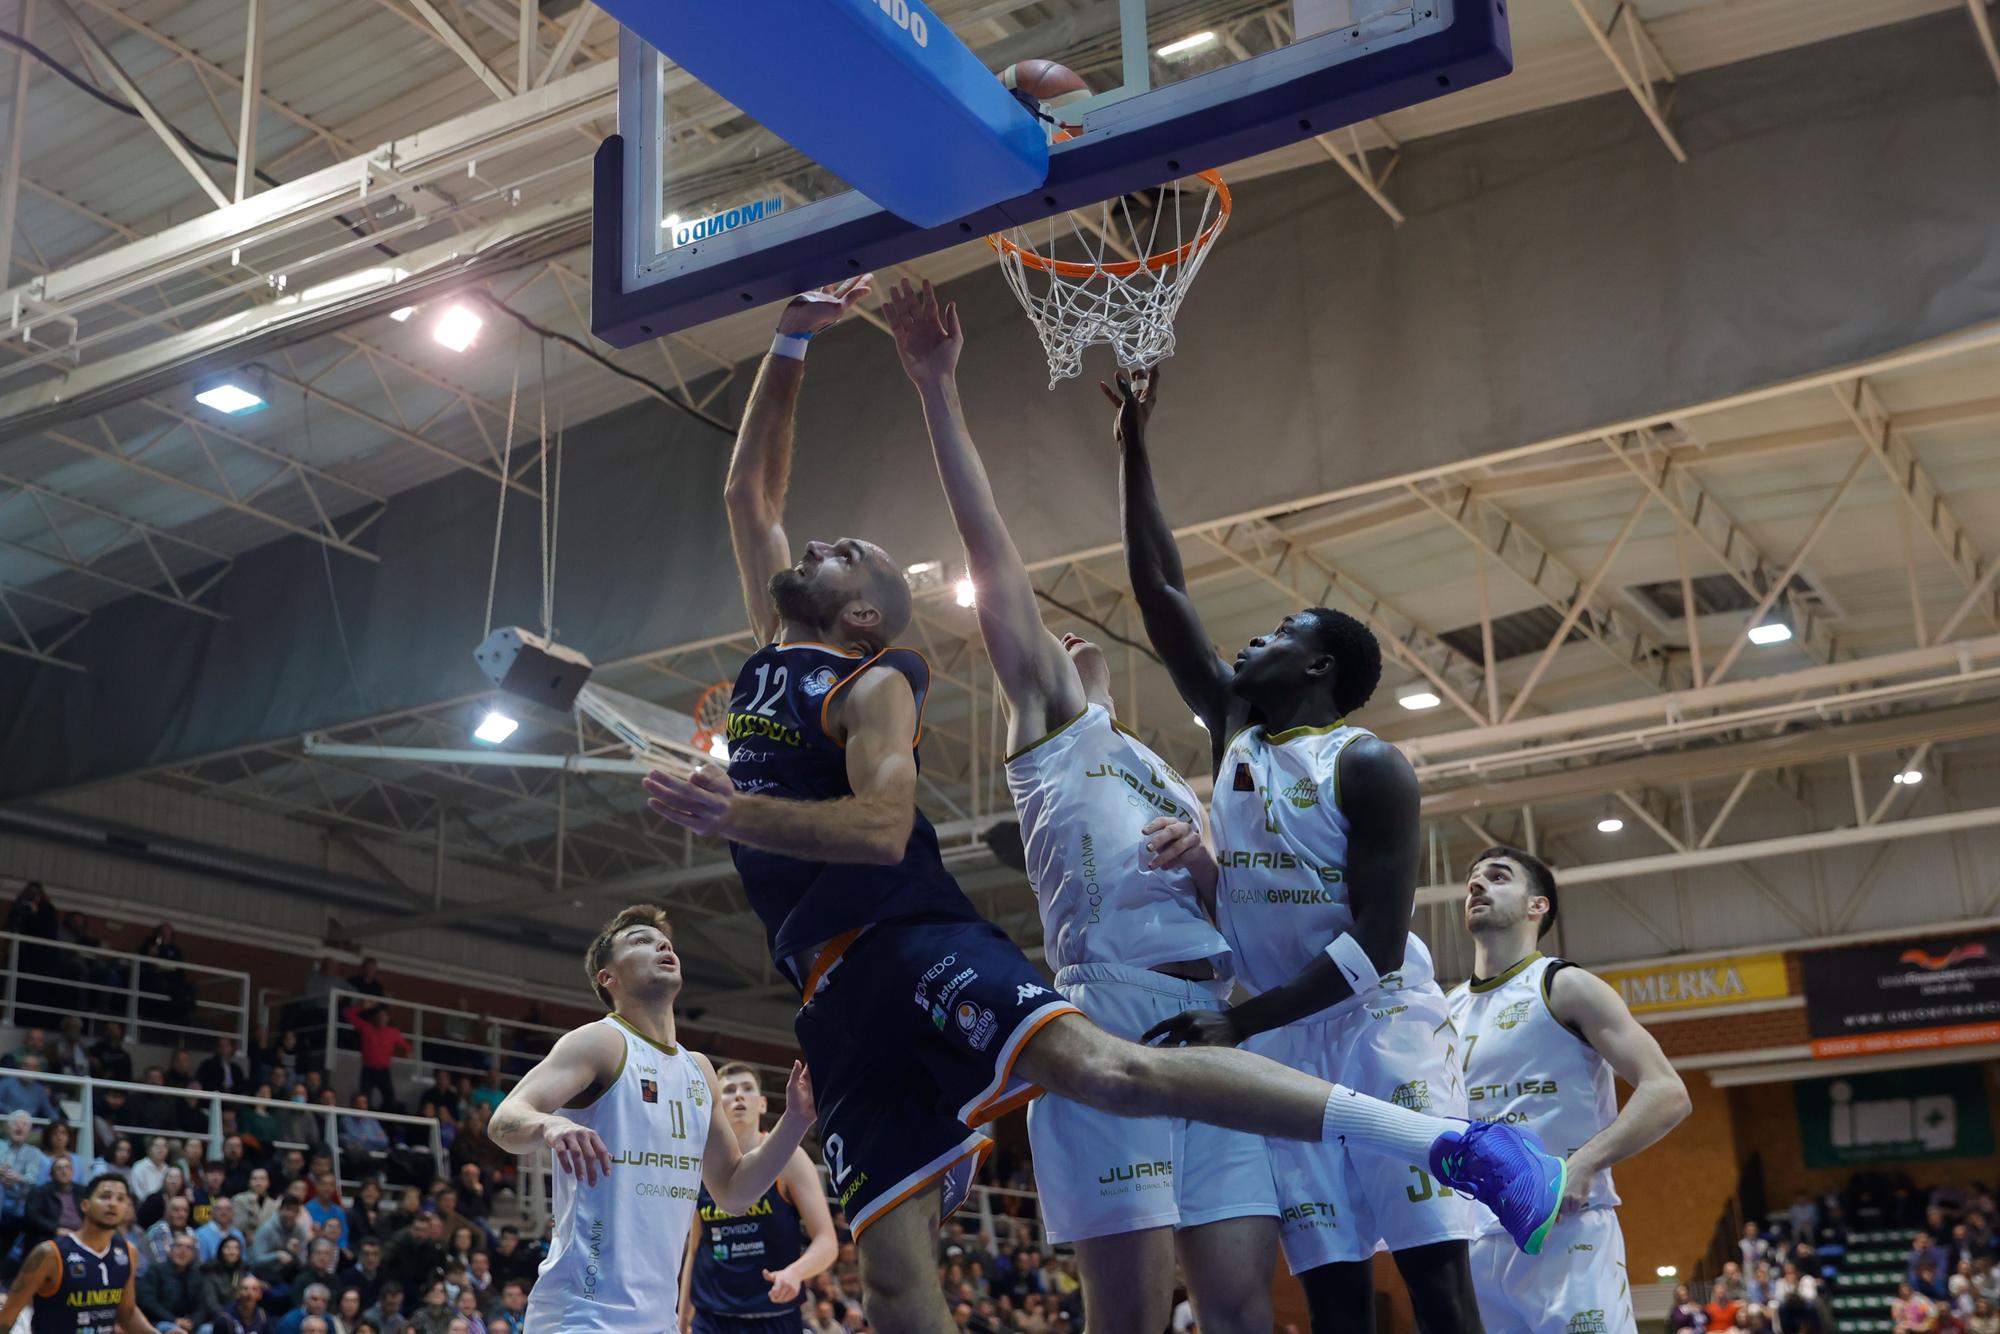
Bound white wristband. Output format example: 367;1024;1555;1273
770;331;813;361
1324;933;1380;994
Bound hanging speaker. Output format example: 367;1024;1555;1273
473;627;594;713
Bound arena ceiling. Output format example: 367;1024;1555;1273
2;0;1999;1015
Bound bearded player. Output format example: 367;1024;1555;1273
488;906;816;1334
0;1173;156;1334
1448;848;1692;1334
643;276;1563;1334
1118;369;1564;1334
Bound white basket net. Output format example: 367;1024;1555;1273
988;168;1231;387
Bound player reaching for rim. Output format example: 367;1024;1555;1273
1113;365;1565;1334
642;275;1563;1334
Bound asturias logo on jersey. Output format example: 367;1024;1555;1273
801;666;840;698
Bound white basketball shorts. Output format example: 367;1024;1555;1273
1470;1206;1635;1334
1027;962;1277;1245
1245;981;1475;1272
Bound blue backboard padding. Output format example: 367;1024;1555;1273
596;0;1048;228
596;0;1513;345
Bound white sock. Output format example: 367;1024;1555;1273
1320;1084;1455;1160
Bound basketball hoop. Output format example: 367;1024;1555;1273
988;147;1231;387
689;682;732;762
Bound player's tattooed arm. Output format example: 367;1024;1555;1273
1546;965;1692;1215
885;277;1084;741
1145;738;1420;1047
0;1239;59;1330
648;665;919;866
488;1026;622;1182
726;276;875;642
698;1056;816;1215
1110;369;1233;761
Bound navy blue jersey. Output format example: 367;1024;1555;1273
724;641;979;967
33;1235;133;1334
690;1181;804;1317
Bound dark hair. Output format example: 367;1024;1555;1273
1472;845;1558;938
716;1062;761;1089
82;1172;129;1200
380;1283;405;1300
1298;608;1382;716
585;905;673;1007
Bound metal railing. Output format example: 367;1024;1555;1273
6;1068;443;1195
1;930;251;1046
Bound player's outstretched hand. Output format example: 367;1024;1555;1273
1142;1006;1242;1049
543;1116;614;1185
783;1059;816;1126
777;274;875;337
1098;364;1160;450
883;277;963;385
645;766;737;839
764;1266;806;1304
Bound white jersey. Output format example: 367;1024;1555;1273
1209;721;1432;1012
528;1015;712;1333
1005;704;1231;974
1447;954;1620;1234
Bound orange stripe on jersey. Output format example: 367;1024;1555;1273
801;929;862;1003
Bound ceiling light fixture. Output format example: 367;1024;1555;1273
1748;621;1793;646
473;710;519;745
433;304;483;352
1156;31;1216;57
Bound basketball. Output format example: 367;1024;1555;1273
999;59;1092;112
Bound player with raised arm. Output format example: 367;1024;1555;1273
678;1062;838;1334
0;1173;156;1334
1115;369;1564;1334
487;905;816;1334
1448;847;1692;1334
642;278;1562;1334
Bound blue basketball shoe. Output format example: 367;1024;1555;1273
1429;1119;1567;1254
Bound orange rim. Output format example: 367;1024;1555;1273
690;681;730;753
987;132;1231;280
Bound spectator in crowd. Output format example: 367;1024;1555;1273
7;883;65;1025
214;1274;270;1334
216;1136;251;1196
132;1137;173;1201
116;1196;152;1280
165;1049;199;1090
0;1053;62;1122
301;1237;345;1296
492;1283;526;1334
451;1166;487;1225
334;1287;366;1334
5;1028;48;1069
51;1017;91;1079
272;1032;304;1088
343;1005;411;1113
1893;1280;1938;1334
199;1039;250;1097
1954;1258;1981;1316
0;1108;50;1269
1707;1278;1744;1333
1774;1261;1819;1334
1911;1232;1952;1290
1741;1223;1768;1275
1669;1283;1705;1332
193;1162;230;1228
1747;1262;1774;1306
442;1223;477;1274
409;1282;453;1334
807;1299;841;1334
1969;1297;1999;1334
148;1193;195;1267
315;1215;350;1270
1720;1261;1747;1301
342;1095;391;1158
450;1289;484;1334
1816;1201;1850;1255
307;1173;345;1231
342;1237;387;1310
198;1234;249;1328
238;1087;283;1156
90;1021;136;1084
1914;1260;1948;1303
22;1152;83;1253
90;1135;136;1185
277;1285;334;1334
347;1179;389;1247
234;1167;279;1237
382;1211;446;1295
196;1195;246;1262
466;1075;503;1120
58;911;125;1004
421;1073;459;1124
126;1070;181;1135
486;1228;535;1290
278;1085;321;1150
141;1231;205;1333
253;1197;313;1264
139;1166;188;1229
349;960;388;1000
138;922;197;1033
275;1151;311;1194
363;1283;408;1334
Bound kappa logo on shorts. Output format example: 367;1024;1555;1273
1565;1312;1607;1334
1015;983;1050;1005
801;666;840;698
1494;999;1534;1031
1389;1079;1432;1113
956;1001;999;1050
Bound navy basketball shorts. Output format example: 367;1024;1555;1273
792;915;1081;1238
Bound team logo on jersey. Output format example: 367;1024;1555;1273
1015;983;1050;1005
1494;999;1533;1031
801;666;840;698
640;1079;658;1103
1390;1079;1432;1113
1233;763;1255;792
956;1002;999;1050
68;1259;85;1277
1566;1312;1607;1334
1283;777;1319;810
690;1076;706;1107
